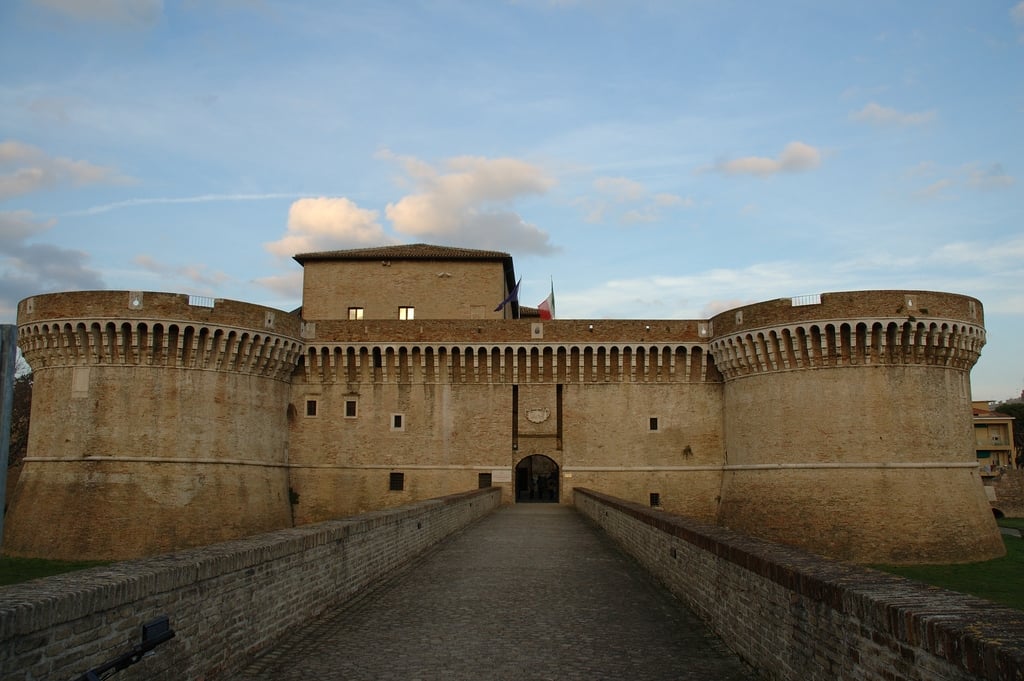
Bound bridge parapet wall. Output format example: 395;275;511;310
0;487;501;681
575;488;1024;681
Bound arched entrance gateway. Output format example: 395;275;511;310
515;455;559;503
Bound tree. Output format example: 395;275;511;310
8;356;31;469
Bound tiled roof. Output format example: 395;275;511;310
974;408;1014;419
518;305;541;318
294;243;511;264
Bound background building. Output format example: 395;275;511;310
973;402;1016;474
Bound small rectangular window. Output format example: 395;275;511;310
478;473;492;489
649;417;659;431
391;413;404;431
347;307;364;320
398;306;415;320
650;492;660;507
389;472;405;491
305;399;318;417
345;399;357;418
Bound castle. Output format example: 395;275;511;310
5;244;1004;564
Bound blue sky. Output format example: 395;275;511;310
1;0;1022;400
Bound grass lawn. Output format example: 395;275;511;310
0;556;109;587
874;528;1024;612
996;517;1024;531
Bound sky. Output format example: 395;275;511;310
0;0;1022;400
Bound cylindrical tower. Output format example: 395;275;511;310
7;291;304;560
710;290;1003;564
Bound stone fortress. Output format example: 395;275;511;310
5;244;1004;564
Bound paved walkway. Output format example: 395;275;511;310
230;505;754;680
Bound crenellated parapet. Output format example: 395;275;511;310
708;290;985;380
300;341;719;385
17;291;304;380
709;318;985;379
298;318;719;385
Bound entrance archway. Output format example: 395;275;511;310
515;454;559;503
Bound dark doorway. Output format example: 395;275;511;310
515;454;559;503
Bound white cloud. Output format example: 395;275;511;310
562;261;817;319
66;192;307;217
927;236;1024;268
579;176;692;225
132;255;230;290
383;153;557;254
851;102;936;126
912;178;954;200
0;210;55;246
905;162;1014;200
654;193;691;208
594;177;646;202
266;197;392;257
1013;1;1024;24
903;161;937;179
0;140;131;200
27;97;73;124
964;162;1015;190
0;210;104;321
32;0;163;27
254;271;303;299
620;208;661;224
559;231;1024;323
573;196;607;224
710;141;822;177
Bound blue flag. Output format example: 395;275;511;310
494;277;521;312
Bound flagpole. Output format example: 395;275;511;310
549;276;555;320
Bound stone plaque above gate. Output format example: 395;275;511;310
526;407;550;424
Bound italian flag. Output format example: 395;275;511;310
538;280;555;320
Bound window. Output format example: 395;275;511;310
347;307;364;320
398;306;415;320
649;492;661;507
391;413;404;431
305;399;318;417
478;473;492;489
649;417;659;431
389;472;405;491
345;399;357;418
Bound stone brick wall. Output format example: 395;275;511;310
300;258;510;321
709;289;984;337
717;365;1003;564
9;291;306;560
11;286;1001;566
0;488;501;681
991;470;1024;517
17;291;302;338
575;488;1024;681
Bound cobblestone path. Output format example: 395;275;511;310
230;504;754;681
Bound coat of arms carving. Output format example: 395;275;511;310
526;407;550;423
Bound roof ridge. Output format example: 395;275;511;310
294;243;512;263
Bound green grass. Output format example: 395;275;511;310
0;556;110;587
874;533;1024;612
997;517;1024;531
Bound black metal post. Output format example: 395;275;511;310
0;324;17;546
